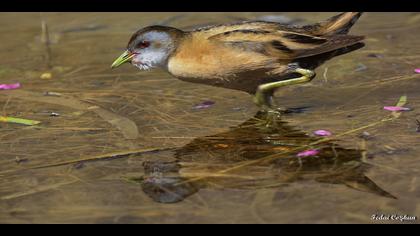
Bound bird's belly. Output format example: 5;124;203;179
172;69;281;94
167;47;283;93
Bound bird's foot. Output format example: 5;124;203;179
253;108;283;130
266;109;283;128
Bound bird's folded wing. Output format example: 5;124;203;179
209;29;364;59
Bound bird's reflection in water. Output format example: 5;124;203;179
138;111;395;203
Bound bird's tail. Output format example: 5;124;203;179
310;12;363;36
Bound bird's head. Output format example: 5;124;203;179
111;26;184;70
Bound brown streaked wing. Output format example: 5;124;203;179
209;29;364;59
291;34;365;58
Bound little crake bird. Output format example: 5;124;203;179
111;12;364;111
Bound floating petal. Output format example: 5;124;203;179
297;149;320;157
0;83;21;90
383;106;411;112
313;130;332;136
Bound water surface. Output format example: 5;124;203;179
0;12;419;223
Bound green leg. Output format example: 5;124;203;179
253;67;315;111
253;66;315;128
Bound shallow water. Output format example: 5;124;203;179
0;12;419;223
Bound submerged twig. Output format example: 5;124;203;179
1;179;79;200
323;67;329;83
0;147;177;175
392;95;408;117
360;139;367;162
343;74;419;89
41;20;52;69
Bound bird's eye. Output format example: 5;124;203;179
138;41;150;49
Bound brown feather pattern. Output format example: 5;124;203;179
165;12;364;93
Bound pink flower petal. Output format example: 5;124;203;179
0;83;21;90
383;106;411;112
414;68;420;74
313;130;332;136
297;149;320;157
